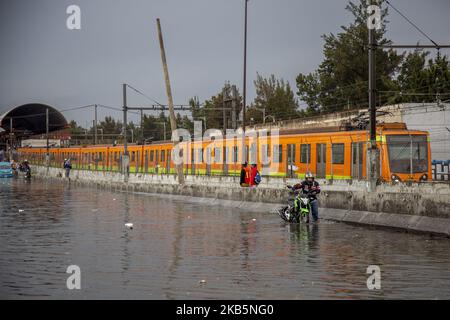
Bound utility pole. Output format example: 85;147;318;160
222;85;227;134
9;117;13;161
242;0;249;164
94;104;98;145
46;108;50;172
367;1;380;191
123;83;129;182
140;109;144;144
231;85;238;130
157;18;184;185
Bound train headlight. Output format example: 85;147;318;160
420;174;428;181
391;174;401;183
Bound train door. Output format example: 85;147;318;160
352;142;364;180
155;150;159;174
316;143;327;178
287;144;296;178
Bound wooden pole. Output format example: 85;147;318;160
156;18;184;185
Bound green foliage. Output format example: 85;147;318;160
296;0;402;113
248;73;299;123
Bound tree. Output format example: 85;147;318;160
97;116;123;135
296;0;402;113
394;52;450;103
249;73;299;123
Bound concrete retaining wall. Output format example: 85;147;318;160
32;166;450;236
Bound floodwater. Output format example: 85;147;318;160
0;178;449;300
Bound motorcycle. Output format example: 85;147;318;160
277;185;312;224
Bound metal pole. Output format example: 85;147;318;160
123;83;129;181
243;0;248;130
223;86;227;134
369;28;376;144
94;104;98;145
123;84;128;153
46;108;49;170
9;117;13;161
140;109;144;144
231;85;237;130
241;0;248;164
367;3;379;190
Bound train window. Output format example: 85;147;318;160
273;145;282;163
131;151;135;161
232;146;238;163
249;143;257;164
214;147;221;163
300;144;311;163
161;150;165;162
261;145;269;164
287;144;296;164
387;135;428;173
197;148;203;163
150;150;154;162
332;143;345;164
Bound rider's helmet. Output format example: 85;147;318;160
305;171;314;179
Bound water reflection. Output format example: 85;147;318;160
0;179;449;299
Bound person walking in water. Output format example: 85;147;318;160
63;158;72;179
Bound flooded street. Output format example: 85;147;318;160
0;178;449;299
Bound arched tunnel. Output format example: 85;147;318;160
0;103;68;136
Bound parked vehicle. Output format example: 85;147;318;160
0;162;14;178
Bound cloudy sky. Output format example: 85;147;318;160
1;0;449;126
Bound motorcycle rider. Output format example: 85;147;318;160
292;172;320;222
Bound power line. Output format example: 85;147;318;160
125;84;164;107
385;0;439;47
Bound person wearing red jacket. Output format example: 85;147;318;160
240;162;251;187
250;164;258;187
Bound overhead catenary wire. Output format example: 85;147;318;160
385;0;439;48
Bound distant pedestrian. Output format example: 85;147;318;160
64;158;72;178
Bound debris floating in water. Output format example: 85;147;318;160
18;209;25;213
199;279;206;284
113;198;116;201
125;223;134;230
252;218;256;222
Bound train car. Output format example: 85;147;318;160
17;122;432;182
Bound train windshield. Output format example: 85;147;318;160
387;134;428;173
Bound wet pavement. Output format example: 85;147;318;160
0;178;449;299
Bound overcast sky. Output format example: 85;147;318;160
1;0;449;127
